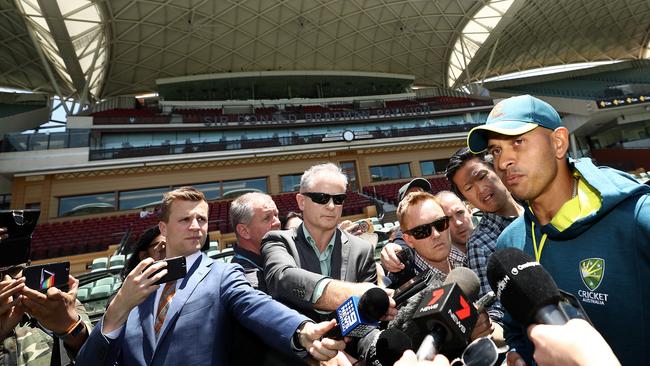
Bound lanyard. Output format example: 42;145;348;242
531;221;548;262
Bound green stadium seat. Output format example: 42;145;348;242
77;288;90;302
108;255;126;269
90;257;108;272
88;284;112;300
94;277;116;287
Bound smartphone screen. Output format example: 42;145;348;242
149;256;187;285
23;261;70;292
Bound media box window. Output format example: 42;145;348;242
369;163;411;182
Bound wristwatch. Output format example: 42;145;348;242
292;320;312;358
54;315;85;341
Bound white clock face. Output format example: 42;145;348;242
343;130;355;142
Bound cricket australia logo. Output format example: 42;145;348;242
580;258;604;291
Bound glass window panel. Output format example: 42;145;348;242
420;161;435;176
281;174;302;192
59;192;115;217
29;133;49;150
399;163;411;178
48;133;66;149
369;163;411;181
222;178;267;199
68;130;89;147
118;187;168;210
190;182;222;201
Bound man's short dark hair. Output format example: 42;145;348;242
445;147;492;199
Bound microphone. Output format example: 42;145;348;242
363;328;413;366
413;267;480;360
486;247;569;326
326;287;389;339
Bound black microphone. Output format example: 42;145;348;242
360;328;413;366
325;287;389;339
486;247;569;326
413;267;480;360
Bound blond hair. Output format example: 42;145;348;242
396;191;440;229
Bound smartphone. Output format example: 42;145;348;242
23;261;70;292
0;209;40;268
393;269;433;306
149;256;186;285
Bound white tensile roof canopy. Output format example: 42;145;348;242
1;0;649;106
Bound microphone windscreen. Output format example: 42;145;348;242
359;287;390;321
443;267;480;303
388;284;429;345
486;247;563;326
375;328;412;366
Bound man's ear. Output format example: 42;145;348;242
296;193;305;211
236;223;251;240
158;221;167;237
551;127;570;159
402;232;416;249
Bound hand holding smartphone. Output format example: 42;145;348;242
23;261;70;292
148;256;186;285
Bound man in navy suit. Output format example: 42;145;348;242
76;187;345;366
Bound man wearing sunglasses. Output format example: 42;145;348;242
262;163;396;323
396;192;466;285
390;192;493;352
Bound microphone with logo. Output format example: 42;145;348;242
324;287;390;339
486;247;589;326
412;267;480;361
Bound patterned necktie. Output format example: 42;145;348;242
154;280;176;337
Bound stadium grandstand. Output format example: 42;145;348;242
1;0;650;319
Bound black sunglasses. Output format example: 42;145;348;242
301;192;347;205
403;216;450;240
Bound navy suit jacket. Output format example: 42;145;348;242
76;253;309;366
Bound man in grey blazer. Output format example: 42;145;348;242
76;187;345;366
262;163;396;322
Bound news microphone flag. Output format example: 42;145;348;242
413;282;479;358
336;296;381;337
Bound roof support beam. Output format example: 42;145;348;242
16;1;70;115
36;0;89;102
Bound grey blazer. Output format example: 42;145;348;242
261;224;377;320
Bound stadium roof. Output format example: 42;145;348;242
1;0;649;104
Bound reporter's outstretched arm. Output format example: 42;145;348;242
298;319;347;361
527;319;621;366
